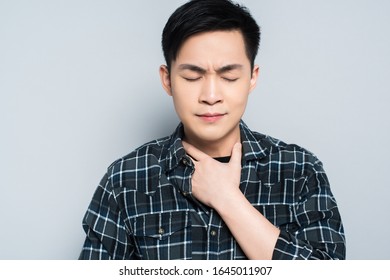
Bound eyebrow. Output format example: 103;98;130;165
178;64;243;74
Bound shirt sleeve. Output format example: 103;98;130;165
272;160;346;260
79;173;134;260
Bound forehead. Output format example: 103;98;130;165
174;30;250;68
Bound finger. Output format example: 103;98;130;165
229;142;242;166
182;141;209;161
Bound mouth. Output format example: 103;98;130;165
196;113;226;122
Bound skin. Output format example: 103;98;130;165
159;30;280;260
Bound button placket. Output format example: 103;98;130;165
206;209;220;259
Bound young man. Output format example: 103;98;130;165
79;0;345;260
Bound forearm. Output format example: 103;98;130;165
215;191;280;260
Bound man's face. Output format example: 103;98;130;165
160;30;259;155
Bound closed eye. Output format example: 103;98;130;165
222;77;239;82
183;76;202;82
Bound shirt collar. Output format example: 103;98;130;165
164;120;271;173
164;123;187;172
239;120;271;162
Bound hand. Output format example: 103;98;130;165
183;141;280;259
182;141;242;209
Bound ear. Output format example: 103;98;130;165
249;65;260;93
159;65;172;96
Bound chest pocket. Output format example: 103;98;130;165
131;211;191;259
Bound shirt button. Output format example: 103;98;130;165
182;191;189;196
182;158;188;165
158;228;165;235
210;230;217;237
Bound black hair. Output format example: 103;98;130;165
162;0;260;71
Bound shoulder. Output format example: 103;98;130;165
249;131;331;193
113;135;172;165
250;129;324;170
105;135;172;190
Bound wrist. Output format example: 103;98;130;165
212;188;245;214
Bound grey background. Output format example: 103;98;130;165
1;0;389;259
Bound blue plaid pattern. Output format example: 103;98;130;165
79;120;345;259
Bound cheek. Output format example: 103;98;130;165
170;81;198;110
171;91;192;117
225;85;250;107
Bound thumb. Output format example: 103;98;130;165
229;142;242;166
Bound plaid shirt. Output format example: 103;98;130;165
79;121;345;260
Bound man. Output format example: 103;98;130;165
79;0;345;260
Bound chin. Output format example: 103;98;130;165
183;118;240;141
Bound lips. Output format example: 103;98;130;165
196;113;226;122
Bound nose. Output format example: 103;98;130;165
199;77;222;105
